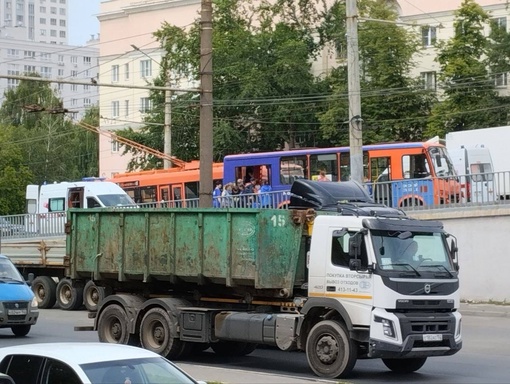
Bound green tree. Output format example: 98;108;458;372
117;0;325;169
0;127;33;215
425;0;510;138
318;0;436;146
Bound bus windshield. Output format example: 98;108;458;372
428;146;456;177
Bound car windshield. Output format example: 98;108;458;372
97;194;135;207
0;259;25;281
371;230;455;275
81;357;196;384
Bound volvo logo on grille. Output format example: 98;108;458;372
424;284;432;294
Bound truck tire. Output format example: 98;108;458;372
140;307;184;359
31;276;57;309
11;325;31;337
382;357;427;373
306;320;357;379
56;279;83;310
83;280;106;312
98;304;137;345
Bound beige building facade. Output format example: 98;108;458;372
97;0;509;176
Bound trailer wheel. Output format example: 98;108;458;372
56;279;83;310
11;325;31;337
31;276;57;309
306;320;357;379
382;357;427;373
211;341;250;356
140;307;183;359
98;304;135;344
239;343;258;356
83;281;106;312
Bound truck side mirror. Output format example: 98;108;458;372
349;259;361;271
349;233;362;258
450;239;459;271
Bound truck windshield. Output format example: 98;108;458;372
97;194;135;207
371;230;455;274
428;146;457;178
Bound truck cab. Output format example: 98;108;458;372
0;255;39;337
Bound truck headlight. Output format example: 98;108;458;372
31;297;39;308
456;318;461;338
375;316;396;338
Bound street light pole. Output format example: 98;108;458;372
346;0;364;184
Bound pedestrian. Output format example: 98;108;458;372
213;181;222;208
260;179;272;208
221;183;233;208
317;170;330;182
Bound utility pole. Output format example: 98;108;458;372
164;74;172;169
346;0;364;184
199;0;213;207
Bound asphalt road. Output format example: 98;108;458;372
0;305;508;383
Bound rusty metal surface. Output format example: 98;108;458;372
68;209;306;292
1;237;66;267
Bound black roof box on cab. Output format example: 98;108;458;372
289;179;405;217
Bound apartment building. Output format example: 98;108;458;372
398;0;509;94
0;0;68;44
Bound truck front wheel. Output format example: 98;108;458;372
140;307;183;359
31;276;57;309
56;279;83;310
11;325;31;337
382;357;427;373
306;320;357;379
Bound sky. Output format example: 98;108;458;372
68;0;101;46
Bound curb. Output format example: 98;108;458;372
459;303;510;318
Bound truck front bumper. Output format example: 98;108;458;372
368;308;462;358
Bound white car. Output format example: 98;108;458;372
0;343;204;384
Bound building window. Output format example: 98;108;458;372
59;19;65;26
59;8;65;15
50;18;56;25
84;85;90;92
111;140;120;152
58;54;64;63
50;29;56;37
84;98;91;107
51;6;57;14
40;66;52;78
71;70;77;77
421;71;436;90
71;84;77;92
491;17;507;33
494;72;507;87
124;63;129;80
40;6;46;13
40;18;46;24
112;101;120;118
41;53;51;61
111;65;119;82
7;49;19;57
60;0;66;3
40;29;46;35
24;50;36;59
7;78;19;89
57;69;64;76
59;30;65;38
125;100;129;117
140;97;152;113
83;56;91;65
140;60;152;77
71;56;77;63
421;26;437;47
71;98;77;106
24;65;36;73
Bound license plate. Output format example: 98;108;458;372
8;309;27;315
423;334;442;342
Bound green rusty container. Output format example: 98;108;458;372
66;208;309;297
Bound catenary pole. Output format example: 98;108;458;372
199;0;214;207
346;0;364;184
